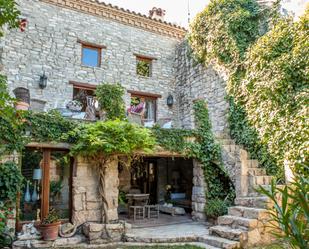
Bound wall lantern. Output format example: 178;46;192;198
39;73;48;89
167;94;174;107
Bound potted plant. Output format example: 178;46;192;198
13;87;30;110
39;209;60;241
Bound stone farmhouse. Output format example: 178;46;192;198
1;0;277;248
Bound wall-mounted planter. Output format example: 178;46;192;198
13;87;30;104
15;101;30;111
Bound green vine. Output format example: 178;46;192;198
95;83;126;120
189;0;309;179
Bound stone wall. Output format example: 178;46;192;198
174;41;229;136
1;0;180;121
191;160;206;221
72;156;119;226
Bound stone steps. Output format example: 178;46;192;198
218;215;258;230
199;234;240;249
209;225;246;242
228;206;268;220
247;168;266;176
235;196;271;209
249;175;273;186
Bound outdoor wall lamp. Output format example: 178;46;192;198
39;73;48;89
167;94;174;107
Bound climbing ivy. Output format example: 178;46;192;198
152;126;195;154
153;100;235;217
190;0;309;179
192;100;235;205
189;0;261;68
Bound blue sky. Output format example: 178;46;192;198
101;0;308;28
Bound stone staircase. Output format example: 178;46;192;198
206;137;278;248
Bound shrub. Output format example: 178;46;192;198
258;167;309;248
95;83;126;120
205;198;228;218
0;161;23;202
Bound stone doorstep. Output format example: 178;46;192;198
125;233;239;249
198;234;240;249
228;206;268;220
209;225;246;242
217;215;258;230
13;235;86;249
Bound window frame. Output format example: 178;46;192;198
78;40;106;68
128;90;161;122
135;54;156;77
81;44;102;67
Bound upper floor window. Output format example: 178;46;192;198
79;40;106;68
82;45;101;67
136;55;153;77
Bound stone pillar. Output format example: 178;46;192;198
104;156;119;222
72;156;119;225
235;149;249;197
191;159;206;221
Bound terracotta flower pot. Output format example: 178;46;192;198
39;221;61;241
15;101;30;111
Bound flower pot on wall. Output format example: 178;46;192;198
13;87;30;104
39;222;61;241
15;101;30;111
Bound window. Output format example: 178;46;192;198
128;90;162;123
136;56;152;77
82;45;101;67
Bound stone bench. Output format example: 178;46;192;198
159;205;186;216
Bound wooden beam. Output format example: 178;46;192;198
41;149;51;220
77;39;107;49
69;81;97;91
134;53;158;61
26;142;71;150
127;90;162;99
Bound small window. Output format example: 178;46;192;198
82;45;101;67
129;95;157;122
136;56;152;77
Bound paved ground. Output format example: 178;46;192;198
127;222;209;240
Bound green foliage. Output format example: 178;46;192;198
205;198;228;218
189;0;261;67
228;97;281;178
69;120;156;158
193;100;235;206
258;167;309;249
23;110;78;143
190;0;309;178
0;0;20;37
95;83;126;120
0;75;25;153
41;209;59;225
0;161;23;202
152;126;195;153
0;202;14;247
237;14;309;175
136;60;151;77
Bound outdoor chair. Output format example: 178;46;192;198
145;204;159;219
129;206;145;221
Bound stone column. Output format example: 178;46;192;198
104;156;119;222
72;156;119;225
191;159;206;221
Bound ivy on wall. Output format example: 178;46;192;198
189;0;309;179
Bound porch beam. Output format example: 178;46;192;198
41;149;51;220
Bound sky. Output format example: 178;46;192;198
101;0;308;28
